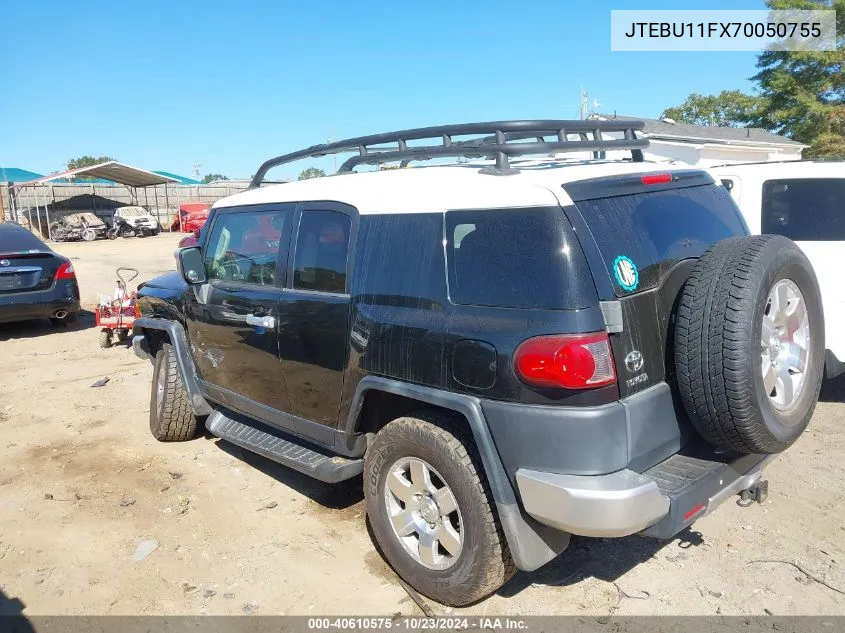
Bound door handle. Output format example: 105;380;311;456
245;314;275;329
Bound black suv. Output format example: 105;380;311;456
133;121;824;606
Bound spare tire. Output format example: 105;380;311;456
675;235;824;454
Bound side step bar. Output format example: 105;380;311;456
206;410;364;483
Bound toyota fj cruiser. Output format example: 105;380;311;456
132;120;824;606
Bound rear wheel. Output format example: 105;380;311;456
364;412;514;606
675;235;824;454
149;342;197;441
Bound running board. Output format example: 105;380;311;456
206;410;364;483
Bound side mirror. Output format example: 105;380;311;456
177;247;206;284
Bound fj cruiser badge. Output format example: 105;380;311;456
613;255;639;291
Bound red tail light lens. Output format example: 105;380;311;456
55;261;75;280
641;173;673;185
514;333;616;389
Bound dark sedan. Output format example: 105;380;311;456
0;223;81;325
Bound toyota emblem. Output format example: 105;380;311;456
624;350;644;373
0;259;9;267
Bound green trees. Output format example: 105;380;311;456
662;0;844;157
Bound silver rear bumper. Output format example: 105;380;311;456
516;454;773;538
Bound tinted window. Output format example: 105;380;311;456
0;225;48;253
576;184;746;296
446;207;591;309
353;213;446;307
293;210;351;293
762;178;845;241
204;210;288;285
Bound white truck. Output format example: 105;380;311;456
711;160;845;379
112;206;161;237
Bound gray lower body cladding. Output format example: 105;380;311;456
482;382;695;482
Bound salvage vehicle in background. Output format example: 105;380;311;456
712;160;845;379
50;212;108;242
0;222;81;325
112;206;160;237
132;121;825;606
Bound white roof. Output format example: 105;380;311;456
214;159;701;215
709;160;844;179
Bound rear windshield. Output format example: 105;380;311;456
0;226;48;253
762;178;845;241
445;207;593;309
575;184;746;296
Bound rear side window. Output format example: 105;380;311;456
762;178;845;241
576;184;746;296
352;213;446;308
446;207;592;309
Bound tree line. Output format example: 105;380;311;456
662;0;844;157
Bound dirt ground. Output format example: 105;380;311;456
1;232;844;617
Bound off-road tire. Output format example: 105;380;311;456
149;342;197;441
675;235;824;454
364;412;515;606
99;329;113;348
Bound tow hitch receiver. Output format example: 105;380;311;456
737;480;769;506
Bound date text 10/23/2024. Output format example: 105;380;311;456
308;618;528;630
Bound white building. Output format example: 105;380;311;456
587;114;805;166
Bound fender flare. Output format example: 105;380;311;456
346;376;571;572
132;317;213;416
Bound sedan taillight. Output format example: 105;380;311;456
55;261;75;280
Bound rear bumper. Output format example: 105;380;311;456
516;450;773;539
0;281;81;323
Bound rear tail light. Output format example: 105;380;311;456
641;173;673;185
514;333;616;389
55;261;75;280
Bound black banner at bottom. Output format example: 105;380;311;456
1;616;845;633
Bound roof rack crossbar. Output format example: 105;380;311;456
249;119;649;188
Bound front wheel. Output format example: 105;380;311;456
107;228;119;240
149;342;197;441
81;228;96;242
364;413;514;606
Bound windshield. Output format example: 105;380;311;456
117;207;147;217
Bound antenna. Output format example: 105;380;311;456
579;86;589;120
192;163;201;180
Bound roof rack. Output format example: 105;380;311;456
249;119;649;188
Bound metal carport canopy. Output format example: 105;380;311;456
21;161;178;186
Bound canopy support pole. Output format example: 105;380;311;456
153;186;161;230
